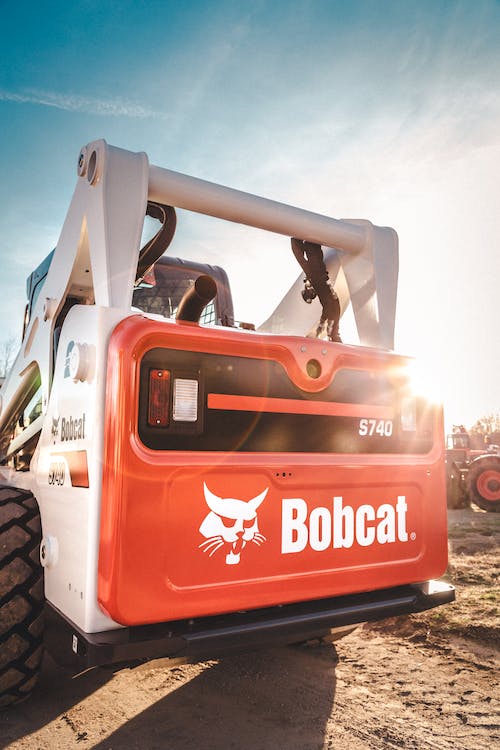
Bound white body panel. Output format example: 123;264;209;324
33;305;129;631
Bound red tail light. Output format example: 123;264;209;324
148;369;170;426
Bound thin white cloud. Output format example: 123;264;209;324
0;88;170;120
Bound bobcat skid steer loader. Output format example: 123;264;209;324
0;140;454;706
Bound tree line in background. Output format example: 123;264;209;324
450;417;500;448
0;337;16;380
466;414;500;450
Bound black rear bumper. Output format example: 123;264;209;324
45;580;455;671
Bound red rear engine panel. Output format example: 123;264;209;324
98;316;448;626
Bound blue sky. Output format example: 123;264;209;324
1;0;499;428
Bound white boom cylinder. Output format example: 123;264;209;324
148;165;367;254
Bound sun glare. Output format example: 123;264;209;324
406;358;445;405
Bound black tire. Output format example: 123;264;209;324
467;457;500;513
446;464;469;509
0;486;44;707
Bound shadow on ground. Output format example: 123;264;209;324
95;646;337;750
0;654;112;747
1;644;337;750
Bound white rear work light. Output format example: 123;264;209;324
401;396;417;432
173;378;199;422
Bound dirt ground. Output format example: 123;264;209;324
1;507;498;750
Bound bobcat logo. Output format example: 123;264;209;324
51;416;60;439
199;483;268;565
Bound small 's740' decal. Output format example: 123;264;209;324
48;462;65;486
359;419;393;437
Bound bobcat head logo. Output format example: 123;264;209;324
51;416;60;439
199;483;268;565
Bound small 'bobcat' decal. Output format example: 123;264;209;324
199;483;267;565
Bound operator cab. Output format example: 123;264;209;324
132;256;234;327
23;250;55;339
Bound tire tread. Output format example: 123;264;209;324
0;486;44;707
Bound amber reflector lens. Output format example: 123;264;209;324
148;369;170;426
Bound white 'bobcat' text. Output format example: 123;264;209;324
281;496;409;553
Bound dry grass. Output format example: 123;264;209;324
369;508;500;648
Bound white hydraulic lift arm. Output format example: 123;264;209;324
149;152;398;350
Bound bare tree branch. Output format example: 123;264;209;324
0;336;17;379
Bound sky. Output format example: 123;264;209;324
0;0;499;429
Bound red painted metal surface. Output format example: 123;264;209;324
98;316;448;626
207;393;394;419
